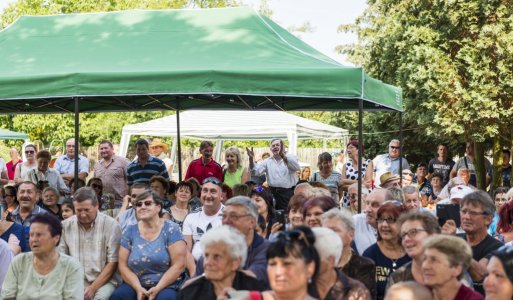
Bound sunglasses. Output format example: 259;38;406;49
134;200;155;208
25;150;35;154
390;146;400;150
276;229;311;247
254;186;265;192
91;184;102;189
202;177;222;186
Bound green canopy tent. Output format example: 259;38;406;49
0;7;403;211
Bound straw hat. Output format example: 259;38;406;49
149;138;169;152
379;172;401;187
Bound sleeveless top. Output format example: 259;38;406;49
223;166;245;188
342;159;371;207
17;162;37;180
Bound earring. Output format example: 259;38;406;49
308;277;312;284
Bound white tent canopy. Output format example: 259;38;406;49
119;110;348;161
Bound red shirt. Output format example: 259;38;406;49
185;158;223;184
6;160;21;180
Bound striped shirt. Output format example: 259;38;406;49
126;156;169;185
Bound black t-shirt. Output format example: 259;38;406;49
428;157;455;186
457;233;503;295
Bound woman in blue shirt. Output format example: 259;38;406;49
111;190;187;300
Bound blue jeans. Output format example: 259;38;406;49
110;283;177;300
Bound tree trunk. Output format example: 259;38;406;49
474;141;487;190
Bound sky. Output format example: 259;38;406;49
0;0;367;65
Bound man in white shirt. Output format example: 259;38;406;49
182;177;224;261
247;138;301;210
353;188;393;254
373;139;409;187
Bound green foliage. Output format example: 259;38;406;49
337;0;513;178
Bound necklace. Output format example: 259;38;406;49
390;257;399;271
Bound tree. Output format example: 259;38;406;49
339;0;513;190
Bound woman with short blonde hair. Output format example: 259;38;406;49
223;146;250;188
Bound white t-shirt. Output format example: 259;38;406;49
182;205;224;260
0;158;7;173
353;213;377;255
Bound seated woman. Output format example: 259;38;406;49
422;235;482;300
249;187;275;238
363;201;410;300
262;226;319;300
111;190;187;300
302;196;338;228
484;244;513;300
178;225;265;300
1;214;83;299
321;208;376;298
0;208;28;253
387;212;441;287
41;187;62;220
169;181;195;230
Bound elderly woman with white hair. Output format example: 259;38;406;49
178;225;265;300
223;146;250;188
321;208;376;298
312;227;371;299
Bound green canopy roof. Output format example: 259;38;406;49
0;129;28;139
0;7;402;113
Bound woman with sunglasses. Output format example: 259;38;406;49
387;212;441;288
363;201;410;300
111;190;187;300
262;226;319;300
484;244;513;300
14;144;37;184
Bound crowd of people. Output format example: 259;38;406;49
0;137;512;300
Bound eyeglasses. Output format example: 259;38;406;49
276;229;311;247
4;194;14;198
400;228;426;239
202;177;222;186
390;146;400;150
134;200;155;208
25;150;35;154
460;209;488;217
220;213;251;221
349;193;358;199
377;217;397;224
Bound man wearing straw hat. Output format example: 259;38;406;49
149;138;173;175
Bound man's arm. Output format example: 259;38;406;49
84;262;118;300
468;257;488;282
285;153;300;172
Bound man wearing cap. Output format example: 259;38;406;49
373;139;409;187
149;138;173;175
185;140;223;185
379;172;401;189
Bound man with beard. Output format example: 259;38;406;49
353;188;394;254
185;140;223;184
247;138;300;210
10;182;47;244
94;140;130;208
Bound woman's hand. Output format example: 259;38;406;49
136;287;149;300
147;286;160;300
270;222;283;234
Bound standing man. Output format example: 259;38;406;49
94;140;130;208
247;138;300;210
450;142;492;187
126;139;169;187
185;140;223;184
427;143;455;187
54;138;90;184
149;138;173;176
10;182;47;244
182;177;225;261
373;139;409;187
501;149;512;188
60;187;121;300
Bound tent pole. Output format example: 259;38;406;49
74;97;79;190
176;100;182;181
358;99;363;214
399;111;403;185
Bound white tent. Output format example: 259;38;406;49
119;110;348;161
